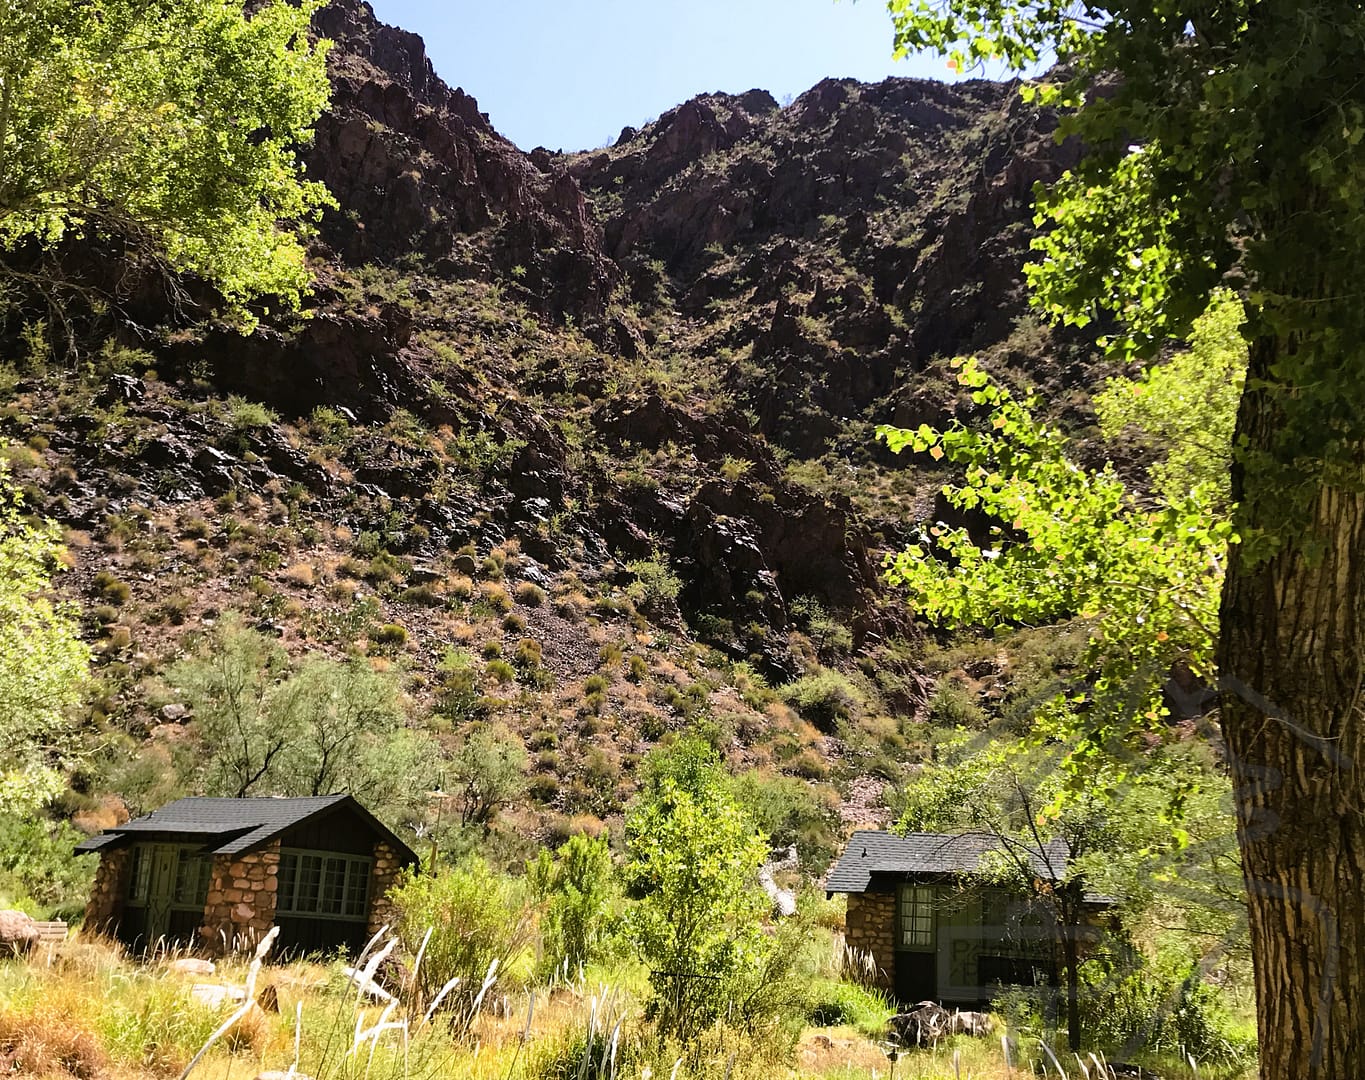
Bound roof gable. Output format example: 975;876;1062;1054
825;830;1069;893
74;794;418;865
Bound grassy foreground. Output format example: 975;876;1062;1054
0;936;1253;1080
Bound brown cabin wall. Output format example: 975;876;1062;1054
199;840;280;956
846;890;896;992
84;848;130;936
367;839;405;938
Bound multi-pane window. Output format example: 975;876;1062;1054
277;851;371;919
126;846;150;902
173;853;213;907
898;884;935;949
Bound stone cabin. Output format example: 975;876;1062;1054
76;795;419;956
827;830;1114;1007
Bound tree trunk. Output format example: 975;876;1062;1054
1219;335;1365;1078
1063;925;1081;1052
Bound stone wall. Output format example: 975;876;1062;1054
845;890;896;991
199;841;280;956
83;848;130;936
367;840;404;938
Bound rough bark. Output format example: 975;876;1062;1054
1219;335;1365;1078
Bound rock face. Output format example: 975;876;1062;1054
0;910;38;956
305;0;617;318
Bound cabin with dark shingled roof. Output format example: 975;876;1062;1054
826;830;1115;1007
75;795;418;956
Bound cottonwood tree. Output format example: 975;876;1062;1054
0;0;332;325
0;466;88;814
888;3;1365;1071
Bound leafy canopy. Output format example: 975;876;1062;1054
1094;290;1248;510
0;465;89;814
890;0;1365;540
166;618;434;821
0;0;333;323
879;358;1231;752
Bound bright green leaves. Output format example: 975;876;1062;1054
623;737;771;1042
1028;148;1225;361
887;0;1099;74
878;359;1233;749
0;0;334;327
1095;290;1248;509
0;465;90;815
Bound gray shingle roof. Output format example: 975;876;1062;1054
74;794;417;863
825;830;1071;893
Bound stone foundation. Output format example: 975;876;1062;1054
845;890;896;990
83;849;130;937
199;841;280;955
367;839;404;938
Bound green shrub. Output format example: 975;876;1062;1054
486;658;516;684
627;654;649;682
514;581;547;606
625;558;682;618
527;833;617;979
373;622;408;647
92;570;131;605
390;858;536;1012
225;395;278;431
805;979;892;1035
780;668;864;731
514;638;543;668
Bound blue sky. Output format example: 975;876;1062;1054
366;1;965;152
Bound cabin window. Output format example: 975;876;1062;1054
898;884;935;949
277;850;371;919
174;853;213;907
126;846;150;902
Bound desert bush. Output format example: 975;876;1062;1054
779;667;864;731
514;581;547;606
390;857;536;1013
487;658;516;684
372;622;408;648
225;395;278;431
92;570;130;605
528;833;618;979
624;558;682;619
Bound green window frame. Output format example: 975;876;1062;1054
173;852;213;908
277;849;372;920
124;844;211;908
126;845;151;903
898;884;935;950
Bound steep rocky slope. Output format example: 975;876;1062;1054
1;0;1107;859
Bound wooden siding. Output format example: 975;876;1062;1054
279;806;378;854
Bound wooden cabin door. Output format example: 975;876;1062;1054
144;845;177;947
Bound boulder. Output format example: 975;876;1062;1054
889;1001;951;1047
0;910;38;956
168;957;216;976
948;1010;994;1037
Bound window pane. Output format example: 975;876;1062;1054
127;847;148;902
174;852;211;905
278;853;297;914
298;855;322;914
344;859;369;918
898;884;934;948
323;858;347;914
